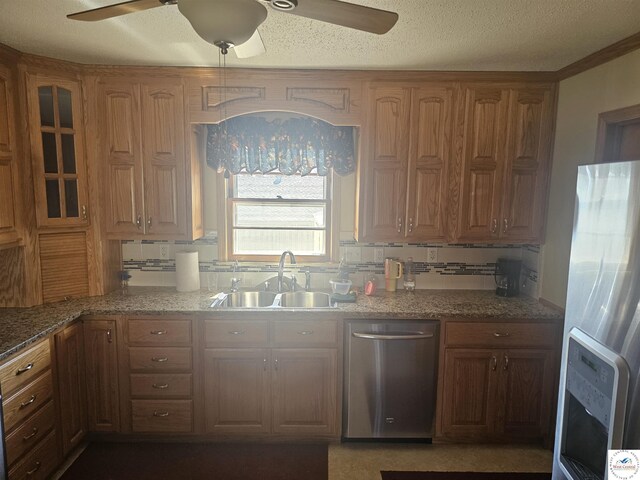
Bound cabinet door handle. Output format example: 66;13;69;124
490;218;498;233
136;215;143;229
397;217;403;233
23;427;38;441
263;358;268;371
107;329;113;343
493;332;510;338
503;218;509;233
274;357;278;371
297;330;314;335
16;363;34;375
152;383;169;389
228;331;245;335
26;461;41;476
153;411;170;417
503;354;509;371
408;217;413;233
151;356;169;362
82;205;88;220
150;330;167;335
20;395;36;408
491;355;497;371
147;216;153;230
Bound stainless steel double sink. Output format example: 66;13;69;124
212;291;335;309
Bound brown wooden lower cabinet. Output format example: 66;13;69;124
83;318;120;432
54;322;87;456
440;347;555;441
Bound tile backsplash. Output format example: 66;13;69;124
121;232;541;297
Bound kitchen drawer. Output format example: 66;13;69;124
5;400;55;466
3;371;53;432
272;319;338;347
8;430;58;480
127;318;192;345
0;340;51;397
129;347;192;371
130;373;192;398
444;321;558;348
205;319;269;347
131;399;193;433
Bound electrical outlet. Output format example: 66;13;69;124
427;248;438;263
374;248;384;263
159;244;169;259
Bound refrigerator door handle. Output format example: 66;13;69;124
352;332;434;340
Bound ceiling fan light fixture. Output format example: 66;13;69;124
270;0;297;11
178;0;267;48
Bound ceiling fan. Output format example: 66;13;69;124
67;0;399;58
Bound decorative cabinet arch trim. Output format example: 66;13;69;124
285;87;350;112
202;86;266;111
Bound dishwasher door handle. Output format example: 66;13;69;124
352;332;434;340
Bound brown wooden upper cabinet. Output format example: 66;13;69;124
0;64;20;246
453;84;555;243
26;74;89;228
356;84;454;242
100;79;201;240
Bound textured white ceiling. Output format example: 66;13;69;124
1;0;640;71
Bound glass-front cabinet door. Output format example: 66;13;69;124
27;74;88;227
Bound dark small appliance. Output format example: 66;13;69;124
494;257;522;297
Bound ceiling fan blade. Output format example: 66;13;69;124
67;0;165;21
234;30;266;59
287;0;398;34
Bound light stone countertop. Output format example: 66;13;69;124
0;287;563;361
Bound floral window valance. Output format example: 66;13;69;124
206;116;355;176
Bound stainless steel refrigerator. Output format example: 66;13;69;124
553;160;640;479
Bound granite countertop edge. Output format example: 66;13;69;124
0;288;564;361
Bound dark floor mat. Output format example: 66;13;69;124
60;442;328;480
381;472;551;480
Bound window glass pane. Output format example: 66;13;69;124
233;229;325;256
234;203;326;228
38;86;55;127
65;180;79;218
61;134;76;174
58;88;73;128
233;174;325;199
45;179;61;218
42;132;58;173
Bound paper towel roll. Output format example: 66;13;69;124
175;251;200;292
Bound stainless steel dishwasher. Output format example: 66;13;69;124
343;319;439;440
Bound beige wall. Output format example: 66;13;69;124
540;48;640;308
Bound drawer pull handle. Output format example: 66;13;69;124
16;363;34;375
23;427;39;441
151;357;169;362
493;332;510;338
150;330;167;335
26;461;41;476
228;331;245;335
297;330;314;335
20;395;36;408
152;383;169;389
153;411;170;417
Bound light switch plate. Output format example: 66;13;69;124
427;248;438;263
374;248;384;263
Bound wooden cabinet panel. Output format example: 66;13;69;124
272;319;338;347
498;349;555;438
272;349;338;435
26;74;89;228
102;82;144;235
204;319;269;348
128;347;192;371
39;232;89;303
204;349;270;434
3;371;54;433
440;348;498;437
54;322;87;456
7;430;58;480
127;318;192;345
83;319;120;432
131;399;192;433
0;65;19;245
444;321;558;348
5;400;55;466
0;340;51;397
130;373;192;398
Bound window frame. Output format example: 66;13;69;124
218;171;340;263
